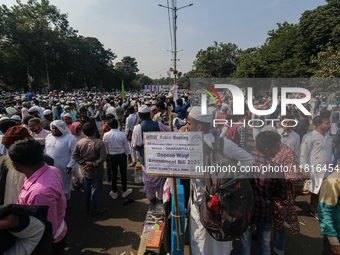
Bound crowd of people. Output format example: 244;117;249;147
0;88;339;255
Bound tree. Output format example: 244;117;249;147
131;73;153;90
64;36;116;89
193;42;240;78
115;56;139;89
312;47;340;78
0;0;77;88
309;46;340;92
232;47;268;78
0;0;116;90
299;2;340;55
234;22;310;78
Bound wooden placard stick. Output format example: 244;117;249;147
168;105;182;250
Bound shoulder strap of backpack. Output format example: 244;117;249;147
203;138;218;194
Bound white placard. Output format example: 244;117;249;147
144;132;204;177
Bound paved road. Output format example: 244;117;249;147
64;168;324;255
231;194;323;255
65;169;148;255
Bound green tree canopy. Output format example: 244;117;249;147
312;47;340;78
0;0;116;90
131;73;153;90
115;56;139;89
193;42;240;78
234;22;309;78
299;2;340;55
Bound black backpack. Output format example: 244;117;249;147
199;136;254;241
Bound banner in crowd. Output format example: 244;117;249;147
144;132;204;178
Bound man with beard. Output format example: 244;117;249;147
28;118;51;139
45;120;77;203
78;107;95;127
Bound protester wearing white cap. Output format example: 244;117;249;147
131;103;170;203
150;105;158;120
42;109;53;131
43;109;52;116
91;103;103;132
28;106;40;118
125;106;140;167
138;105;150;113
10;115;21;125
166;94;175;111
6;107;17;116
60;105;72;122
188;106;254;255
105;101;118;121
62;113;73;130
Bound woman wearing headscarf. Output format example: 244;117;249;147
70;122;86;141
45;120;77;203
69;122;86;189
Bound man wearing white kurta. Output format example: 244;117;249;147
45;120;77;200
92;103;103;132
125;106;140;167
300;116;332;217
105;102;118;120
277;116;301;158
188;107;254;255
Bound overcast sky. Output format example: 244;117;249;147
2;0;324;79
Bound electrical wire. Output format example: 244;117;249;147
112;36;167;51
146;66;171;76
167;0;173;53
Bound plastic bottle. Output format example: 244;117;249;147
134;162;143;184
207;195;220;214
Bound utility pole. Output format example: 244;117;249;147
158;5;193;253
159;2;193;85
44;43;50;89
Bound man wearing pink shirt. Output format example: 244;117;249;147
8;138;67;254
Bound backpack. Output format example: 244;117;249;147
199;136;254;241
217;124;230;137
226;124;242;145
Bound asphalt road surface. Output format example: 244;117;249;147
64;127;324;254
64;167;324;255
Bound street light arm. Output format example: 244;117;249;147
158;4;173;10
158;3;193;11
177;4;193;10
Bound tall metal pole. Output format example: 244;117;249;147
44;43;50;88
159;3;193;86
158;3;193;251
173;6;177;85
